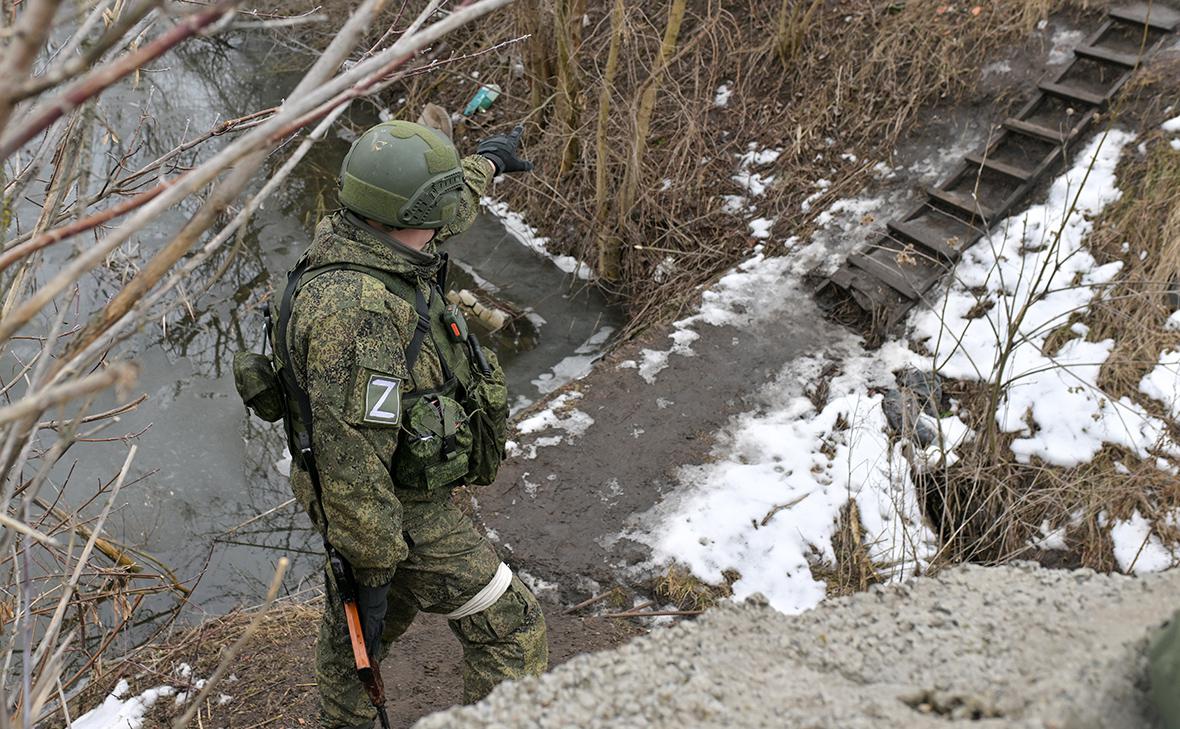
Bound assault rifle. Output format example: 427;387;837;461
325;534;392;729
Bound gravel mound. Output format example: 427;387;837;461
413;564;1180;728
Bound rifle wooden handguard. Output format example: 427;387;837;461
343;601;372;671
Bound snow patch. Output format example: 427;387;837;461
813;196;882;230
714;83;732;108
72;681;178;729
1049;29;1085;65
1139;349;1180;422
531;327;615;395
512;392;594;458
1110;510;1180;573
731;144;781;198
481;197;594;280
910;131;1174;467
982;60;1011;76
1031;520;1068;551
629;246;796;384
637;343;938;614
273;447;292;477
1162;115;1180;133
749;217;775;239
518;568;559;596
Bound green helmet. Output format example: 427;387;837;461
338;120;464;229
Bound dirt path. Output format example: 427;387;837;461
473;102;1000;603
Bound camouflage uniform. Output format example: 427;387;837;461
284;155;547;728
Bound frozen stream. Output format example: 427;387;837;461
25;38;619;614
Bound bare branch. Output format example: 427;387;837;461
0;1;237;161
0;0;66;137
0;363;137;427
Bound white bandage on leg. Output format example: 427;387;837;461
444;562;513;620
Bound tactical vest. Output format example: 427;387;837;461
266;255;509;492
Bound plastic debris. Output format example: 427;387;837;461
463;84;501;116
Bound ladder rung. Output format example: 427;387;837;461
1074;43;1142;68
1038;81;1108;107
964;152;1033;182
1003;118;1069;145
1109;2;1180;31
887;220;963;263
848;251;924;300
927;188;997;222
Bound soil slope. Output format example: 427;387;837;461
415;563;1180;728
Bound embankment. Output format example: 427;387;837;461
417;563;1180;728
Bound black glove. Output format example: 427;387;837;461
476;125;533;175
356;582;390;658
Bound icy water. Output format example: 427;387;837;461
36;37;619;613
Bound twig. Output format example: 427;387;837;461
759;492;811;527
0;363;137;426
222;498;297;536
0;1;238;161
0;512;59;548
604;609;703;619
37;394;147;431
563;587;619;614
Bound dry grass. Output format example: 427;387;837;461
654;563;733;610
1089;88;1180;405
827;501;883;596
71;601;321;726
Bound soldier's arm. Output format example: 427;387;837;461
435;155;495;242
302;297;408;587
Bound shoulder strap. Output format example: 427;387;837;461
403;285;434;376
273;258;329;543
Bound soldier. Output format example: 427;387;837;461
273;120;546;728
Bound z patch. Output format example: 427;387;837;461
362;374;402;425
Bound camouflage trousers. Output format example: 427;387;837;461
317;495;548;728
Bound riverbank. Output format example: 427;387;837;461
71;595;641;728
427;0;1103;324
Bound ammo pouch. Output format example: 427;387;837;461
394;390;473;491
463;347;508;486
392;347;508;491
232;351;284;423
